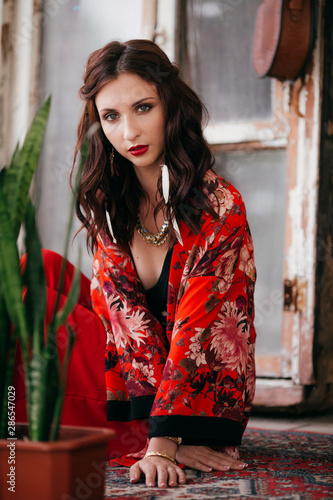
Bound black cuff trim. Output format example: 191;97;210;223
149;415;242;447
107;395;155;421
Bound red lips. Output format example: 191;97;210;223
129;145;149;156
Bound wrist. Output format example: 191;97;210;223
148;437;178;457
144;451;177;465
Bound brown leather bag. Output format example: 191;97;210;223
252;0;317;81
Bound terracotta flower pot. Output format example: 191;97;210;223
0;423;116;500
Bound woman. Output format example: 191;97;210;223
72;39;256;488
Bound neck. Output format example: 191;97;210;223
133;164;162;210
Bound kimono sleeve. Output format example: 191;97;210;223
149;199;256;447
91;247;130;406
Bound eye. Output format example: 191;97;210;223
104;112;118;122
137;104;152;113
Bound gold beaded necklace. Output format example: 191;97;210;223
136;215;169;246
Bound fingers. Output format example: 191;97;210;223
203;448;248;471
129;457;187;488
156;466;169;488
145;464;158;488
212;449;248;471
176;466;187;485
176;445;249;473
227;458;249;471
200;452;248;472
167;466;179;487
129;462;141;484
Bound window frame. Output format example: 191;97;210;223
0;0;43;166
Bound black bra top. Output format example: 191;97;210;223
145;248;173;329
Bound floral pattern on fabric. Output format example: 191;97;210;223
91;171;256;435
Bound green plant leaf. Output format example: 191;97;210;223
50;324;76;442
0;292;15;439
23;201;46;355
0;176;30;370
47;136;88;341
0;113;92;442
0;290;11;401
28;342;59;441
0;175;32;426
8;142;20;169
40;137;88;441
52;251;82;333
3;97;51;236
24;202;59;442
0;333;17;439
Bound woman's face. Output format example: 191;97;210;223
95;73;166;174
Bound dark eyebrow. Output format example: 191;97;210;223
132;96;156;107
99;96;156;115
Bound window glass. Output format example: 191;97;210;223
214;149;287;354
37;0;144;277
185;0;272;122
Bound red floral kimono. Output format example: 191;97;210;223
91;170;256;451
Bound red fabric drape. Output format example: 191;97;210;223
14;250;148;460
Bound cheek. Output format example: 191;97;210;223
155;115;166;144
101;124;110;140
102;125;120;147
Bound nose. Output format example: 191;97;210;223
123;115;140;142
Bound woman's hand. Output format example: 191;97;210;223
129;437;186;488
129;439;248;487
175;445;248;472
129;455;186;488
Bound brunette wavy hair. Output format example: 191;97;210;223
72;39;218;253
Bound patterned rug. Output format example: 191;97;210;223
104;429;333;499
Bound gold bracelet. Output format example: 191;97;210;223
164;436;182;445
144;451;177;465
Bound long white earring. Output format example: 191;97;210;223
161;164;169;204
105;210;117;244
161;163;183;245
171;209;183;246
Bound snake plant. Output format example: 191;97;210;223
0;97;85;441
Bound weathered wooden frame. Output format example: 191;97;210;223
0;0;43;166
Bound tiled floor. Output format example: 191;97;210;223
248;410;333;434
